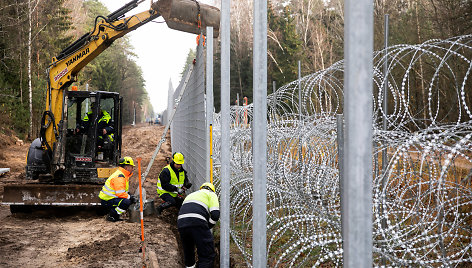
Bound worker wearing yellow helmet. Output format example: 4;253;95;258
156;152;192;215
178;182;219;268
99;156;137;222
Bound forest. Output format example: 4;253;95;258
211;0;472;112
1;0;472;140
0;0;154;140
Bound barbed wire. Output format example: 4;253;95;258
212;35;472;267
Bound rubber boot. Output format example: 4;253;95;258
156;201;173;216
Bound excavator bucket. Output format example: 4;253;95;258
3;184;102;206
153;0;220;38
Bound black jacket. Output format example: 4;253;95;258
178;189;220;229
158;161;191;192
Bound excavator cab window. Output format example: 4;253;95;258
65;95;96;160
96;97;115;161
65;91;121;169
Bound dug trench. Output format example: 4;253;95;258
0;124;217;267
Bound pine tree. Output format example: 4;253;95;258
268;5;303;88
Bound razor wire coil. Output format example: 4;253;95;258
207;35;472;267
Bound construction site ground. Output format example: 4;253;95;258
0;124;194;267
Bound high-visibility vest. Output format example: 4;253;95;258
84;110;113;141
177;189;220;229
99;167;130;201
156;165;185;197
83;110;111;124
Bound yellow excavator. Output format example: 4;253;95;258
2;0;219;212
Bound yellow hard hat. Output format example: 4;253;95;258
172;152;185;164
200;182;215;192
119;156;135;166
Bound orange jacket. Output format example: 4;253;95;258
99;167;133;200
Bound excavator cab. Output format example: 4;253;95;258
24;90;122;184
6;91;123;209
63;91;122;184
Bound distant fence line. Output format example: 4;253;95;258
170;35;472;267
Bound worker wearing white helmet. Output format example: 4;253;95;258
177;182;220;268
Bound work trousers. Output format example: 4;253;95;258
101;198;131;215
159;193;184;208
178;226;215;268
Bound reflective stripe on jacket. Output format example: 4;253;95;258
84;110;113;140
99;167;131;201
177;189;220;229
156;165;185;197
83;110;111;124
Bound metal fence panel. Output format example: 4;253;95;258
171;41;207;192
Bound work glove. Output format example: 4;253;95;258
177;188;185;195
129;195;137;204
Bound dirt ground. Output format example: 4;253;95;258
0;124;188;267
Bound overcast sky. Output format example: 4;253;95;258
99;0;201;114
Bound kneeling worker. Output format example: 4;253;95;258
99;156;137;222
178;182;220;268
156;152;192;215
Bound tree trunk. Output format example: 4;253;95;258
28;0;33;139
16;0;23;104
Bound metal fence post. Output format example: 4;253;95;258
253;0;267;265
206;26;214;183
220;0;231;266
337;114;345;245
343;0;373;267
166;80;174;127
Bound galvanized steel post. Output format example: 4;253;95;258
343;0;373;267
220;0;231;266
206;26;214;183
337;114;345;244
253;0;267;265
166;80;174;126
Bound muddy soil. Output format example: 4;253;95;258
0;124;186;267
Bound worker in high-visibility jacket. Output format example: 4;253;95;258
76;102;114;141
75;102;114;160
177;182;220;268
156;152;192;215
99;157;137;222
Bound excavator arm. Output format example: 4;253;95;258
42;0;220;157
44;1;157;154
